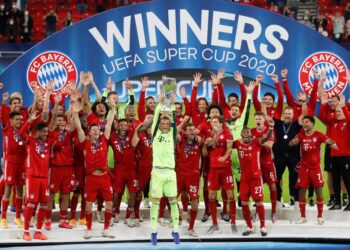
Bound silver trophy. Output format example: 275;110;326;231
161;76;176;112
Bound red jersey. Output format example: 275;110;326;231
137;131;153;167
19;122;60;178
330;120;350;157
208;129;233;168
191;86;208;127
128;120;142;131
233;139;262;181
251;126;275;163
49;130;74;167
83;135;109;175
87;112;106;132
72;130;85;166
2;125;26;165
109;130;136;171
296;130;328;168
319;104;338;137
252;82;283;120
283;79;318;120
176;133;202;175
2;105;29;124
197;120;229;139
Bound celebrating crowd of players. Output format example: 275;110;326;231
0;68;350;244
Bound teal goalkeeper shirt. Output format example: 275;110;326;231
151;103;176;169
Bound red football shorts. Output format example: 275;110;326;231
73;165;85;190
239;178;264;202
26;176;50;203
137;164;152;191
49;167;75;193
261;161;277;185
296;166;324;189
114;168;138;194
207;167;234;191
3;161;25;186
176;173;200;199
84;174;113;202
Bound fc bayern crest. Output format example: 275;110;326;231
27;51;78;93
299;52;348;98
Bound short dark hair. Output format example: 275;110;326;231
331;95;340;101
264;92;275;101
228;93;239;101
91;101;109;117
107;91;117;99
174;102;182;107
9;97;21;105
145;96;154;102
118;118;128;123
160;116;171;122
207;104;223;116
303;115;315;124
56;114;66;119
9;111;21;119
254;111;265;118
211;115;225;124
88;123;99;131
197;97;208;106
35;122;48;131
184;123;195;130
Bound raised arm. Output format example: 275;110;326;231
252;75;263;112
87;71;102;102
180;87;191;117
281;69;296;110
42;80;54;122
138;77;148;122
48;94;62;131
104;101;116;140
308;70;320;113
318;93;330;125
273;74;283;120
71;102;86;143
19;111;39;142
191;72;202;115
151;94;165;134
1;92;9;126
298;102;307;126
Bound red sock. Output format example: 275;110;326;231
189;209;197;230
86;211;92;230
60;209;67;221
270;189;277;214
15;197;22;219
299;197;306;218
46;209;52;221
37;206;47;230
1;198;9;219
203;190;209;215
316;198;323;218
221;190;228;215
80;197;86;220
70;193;79;220
115;195;122;214
256;202;265;228
181;194;189;212
242;203;252;228
159;197;167;218
104;209;112;230
125;206;133;219
209;200;217;225
97;196;104;211
229;199;236;224
134;198;141;219
24;205;35;231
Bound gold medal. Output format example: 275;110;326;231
19;141;23;145
41;154;45;158
284;135;288;140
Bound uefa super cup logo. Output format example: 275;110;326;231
27;51;78;93
299;52;348;99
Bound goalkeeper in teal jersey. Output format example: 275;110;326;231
149;93;180;245
226;81;255;205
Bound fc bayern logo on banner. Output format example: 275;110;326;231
299;51;348;98
27;51;78;93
